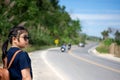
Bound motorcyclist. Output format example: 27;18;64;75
68;43;71;50
61;43;66;52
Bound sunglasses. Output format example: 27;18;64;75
21;35;30;41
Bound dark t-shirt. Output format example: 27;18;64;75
7;47;32;80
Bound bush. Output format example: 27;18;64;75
96;38;113;53
115;40;120;45
103;38;113;46
96;43;109;53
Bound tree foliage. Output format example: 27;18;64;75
0;0;82;46
106;27;120;45
114;30;120;45
101;30;109;40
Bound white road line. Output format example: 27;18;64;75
41;50;68;80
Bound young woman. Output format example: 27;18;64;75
2;26;32;80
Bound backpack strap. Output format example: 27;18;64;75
3;57;8;69
7;50;22;69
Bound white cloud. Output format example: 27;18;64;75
70;14;120;20
72;9;120;14
82;20;120;26
70;13;120;26
70;13;120;37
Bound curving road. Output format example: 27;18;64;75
30;42;120;80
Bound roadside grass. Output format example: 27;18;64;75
96;38;113;54
96;43;109;54
23;44;56;52
0;44;56;65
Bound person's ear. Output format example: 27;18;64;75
12;37;18;42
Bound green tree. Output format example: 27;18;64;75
101;30;109;40
0;0;82;46
115;30;120;45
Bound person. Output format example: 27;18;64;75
61;43;66;49
60;43;66;52
1;26;32;80
68;43;71;50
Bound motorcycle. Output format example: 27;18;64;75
68;43;71;50
61;47;66;52
60;45;66;52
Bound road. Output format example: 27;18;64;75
30;42;120;80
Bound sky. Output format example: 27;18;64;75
59;0;120;38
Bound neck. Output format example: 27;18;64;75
11;45;19;48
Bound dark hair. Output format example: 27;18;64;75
2;26;28;59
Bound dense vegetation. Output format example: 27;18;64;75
101;28;120;45
0;0;82;47
96;38;113;53
96;27;120;55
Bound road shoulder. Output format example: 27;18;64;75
91;48;120;62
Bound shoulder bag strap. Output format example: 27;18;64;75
7;50;22;69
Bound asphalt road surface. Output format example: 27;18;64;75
30;42;120;80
